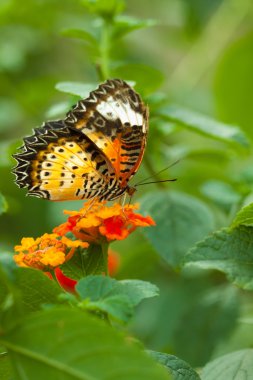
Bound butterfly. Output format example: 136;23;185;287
13;79;149;201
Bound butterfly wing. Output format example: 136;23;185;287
65;79;149;187
13;121;118;201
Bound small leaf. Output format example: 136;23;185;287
200;180;242;211
0;193;7;215
61;28;98;44
45;101;71;118
139;191;215;268
1;308;171;380
231;202;253;228
55;82;97;97
76;276;159;322
118;279;159;306
158;105;249;147
112;16;156;39
16;268;63;312
88;295;133;322
149;351;201;380
184;225;253;290
0;259;62;314
201;349;253;380
81;0;125;17
61;245;104;280
111;63;164;95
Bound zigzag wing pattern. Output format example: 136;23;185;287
12;121;120;201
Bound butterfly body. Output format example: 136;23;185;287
13;79;148;202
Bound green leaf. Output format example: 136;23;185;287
112;16;156;40
61;28;98;45
214;31;253;139
201;349;253;380
76;275;159;322
111;63;164;95
231;202;253;228
61;245;104;281
2;265;62;310
184;225;253;290
88;295;133;322
139;191;215;268
0;256;62;328
81;0;125;17
1;308;170;380
77;276;159;305
16;268;63;312
158;105;249;147
55;82;97;98
132;280;239;367
45;101;71;118
149;351;201;380
0;352;13;380
0;193;7;215
200;180;242;211
118;279;159;306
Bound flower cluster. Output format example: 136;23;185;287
14;233;88;270
13;201;155;287
54;201;155;242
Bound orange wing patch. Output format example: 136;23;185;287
65;79;149;187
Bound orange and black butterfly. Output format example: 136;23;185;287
13;79;149;201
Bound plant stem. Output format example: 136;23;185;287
101;242;109;276
98;18;111;80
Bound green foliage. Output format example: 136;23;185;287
158;105;249;147
76;275;158;322
55;82;97;98
215;31;253;138
149;351;201;380
132;281;239;367
140;191;215;268
1;308;171;380
0;193;7;215
201;349;253;380
184;225;253;290
200;180;242;211
112;63;164;95
0;352;13;380
61;245;104;280
81;0;125;18
231;202;253;228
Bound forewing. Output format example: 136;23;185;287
13;121;115;201
65;79;149;186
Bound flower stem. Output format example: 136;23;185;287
101;241;109;276
97;18;111;81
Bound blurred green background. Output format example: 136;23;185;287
1;0;253;369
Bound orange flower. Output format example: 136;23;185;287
14;233;88;271
54;201;155;243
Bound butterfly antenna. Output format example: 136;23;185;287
135;159;180;186
135;178;177;187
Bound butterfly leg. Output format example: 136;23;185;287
118;192;128;220
82;196;100;216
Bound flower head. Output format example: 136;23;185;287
54;201;155;243
14;233;88;271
